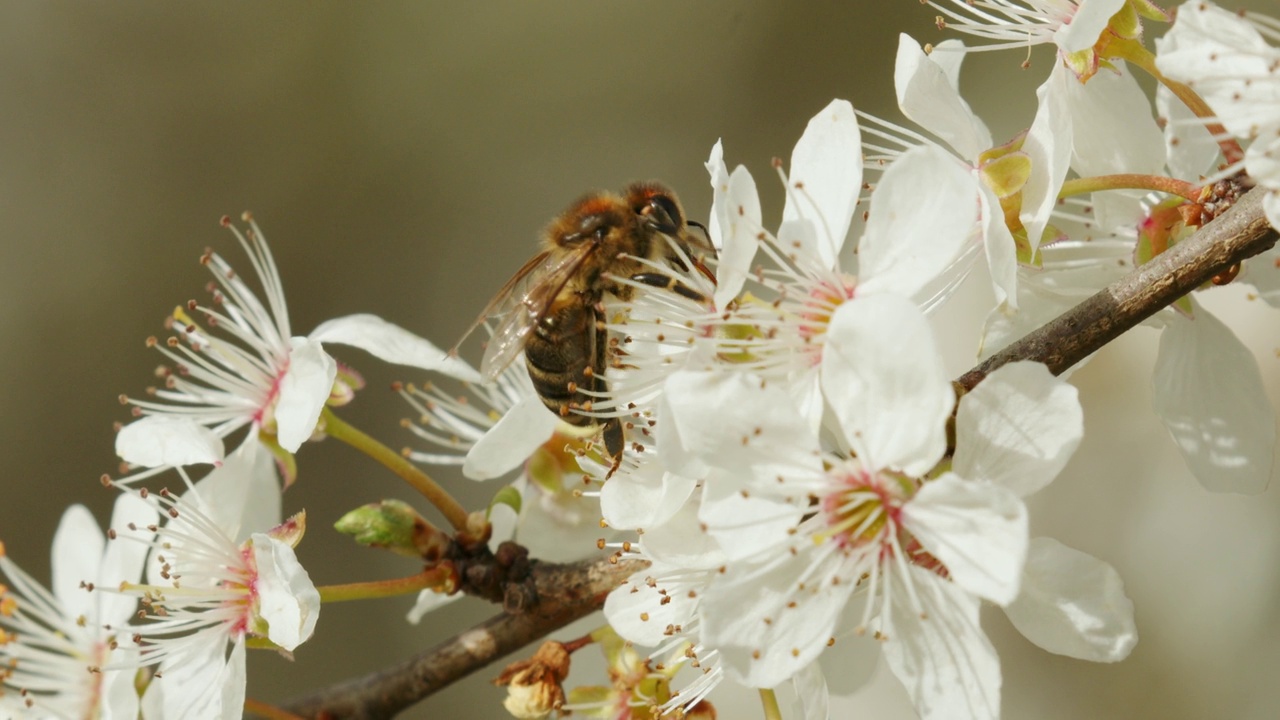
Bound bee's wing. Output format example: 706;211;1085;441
456;246;594;382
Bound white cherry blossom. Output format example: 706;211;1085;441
0;495;157;718
110;477;319;719
654;295;1133;719
115;214;474;484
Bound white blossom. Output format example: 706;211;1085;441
115;214;474;484
0;494;157;719
110;475;318;719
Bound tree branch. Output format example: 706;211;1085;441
283;185;1278;719
283;556;646;719
959;184;1278;389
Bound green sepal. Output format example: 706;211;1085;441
488;485;523;518
268;510;307;548
1109;2;1143;40
1129;0;1171;23
981;152;1032;200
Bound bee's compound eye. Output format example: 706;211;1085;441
647;194;684;231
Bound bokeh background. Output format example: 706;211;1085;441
1;2;1277;718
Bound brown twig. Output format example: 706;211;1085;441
284;185;1278;719
284;555;646;719
959;184;1278;389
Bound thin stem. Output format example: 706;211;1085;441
1059;174;1200;201
322;407;470;532
244;699;306;720
317;567;453;603
759;688;784;720
1113;38;1246;165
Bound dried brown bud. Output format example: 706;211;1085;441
493;641;572;719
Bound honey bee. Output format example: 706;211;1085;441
457;181;714;459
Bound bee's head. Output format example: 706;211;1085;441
625;181;715;264
549;193;634;248
625;181;685;235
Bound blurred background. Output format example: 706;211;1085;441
0;2;1277;718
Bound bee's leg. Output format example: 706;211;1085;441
602;417;625;477
629;272;707;302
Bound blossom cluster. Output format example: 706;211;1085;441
3;2;1278;719
403;2;1279;718
2;216;469;716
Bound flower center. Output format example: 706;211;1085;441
798;276;856;342
816;461;905;550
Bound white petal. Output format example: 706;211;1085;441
953;361;1082;498
641;495;725;570
1004;537;1137;662
1246;132;1280;195
705;138;729;250
599;459;697;531
701;545;857;688
1247;245;1280;308
821;297;952;476
858;145;978;298
461;395;558;480
1156;85;1219;182
1267;188;1280;233
980;182;1017;309
50;504;103;621
98;492;160;626
604;562;705;647
1021;64;1073;255
926;39;968;89
1093;189;1148;233
660;370;824;482
700;470;804;562
782;99;862;268
310;313;483;382
878;566;1000;720
407;588;461;624
252;534;321;650
275;336;338;452
116;415;225;468
714;165;763;310
1054;0;1125;53
99;662;142;720
902;474;1027;606
219;638;249;720
816;632;879;696
895;34;991;160
1066;62;1165;178
155;638;244;720
1156;3;1278;139
792;662;831;720
1152;308;1276;493
190;438;282;545
514;486;607;563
